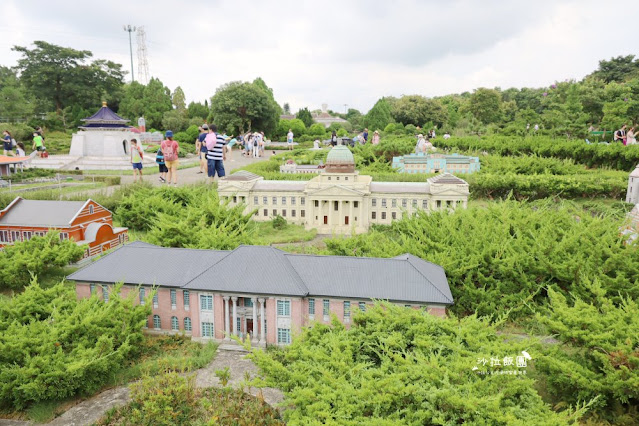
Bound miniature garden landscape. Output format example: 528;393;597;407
1;41;639;425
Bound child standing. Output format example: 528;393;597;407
130;139;144;182
156;147;167;182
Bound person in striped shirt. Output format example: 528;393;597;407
205;124;227;181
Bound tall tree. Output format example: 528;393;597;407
118;78;172;130
12;41;124;114
0;66;34;121
296;107;314;128
466;88;503;124
590;55;639;83
210;80;279;135
172;86;187;113
187;101;210;120
391;95;448;128
282;102;291;115
363;97;393;131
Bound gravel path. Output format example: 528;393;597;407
0;346;283;426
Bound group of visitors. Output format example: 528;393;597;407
415;134;436;153
2;128;44;158
614;124;639;145
241;131;267;158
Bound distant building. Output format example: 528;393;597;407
280;160;325;174
218;146;469;234
69;241;454;346
0;197;128;258
312;104;348;128
392;153;480;174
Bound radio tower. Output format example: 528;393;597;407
136;26;150;84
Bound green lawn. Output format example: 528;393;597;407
251;220;317;244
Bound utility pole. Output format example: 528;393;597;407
123;25;137;82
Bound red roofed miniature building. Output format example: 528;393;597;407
0;197;128;258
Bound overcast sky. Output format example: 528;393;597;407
0;0;637;113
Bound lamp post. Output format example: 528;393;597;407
123;25;136;82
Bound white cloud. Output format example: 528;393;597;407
0;0;637;113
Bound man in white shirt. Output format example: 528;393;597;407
287;129;294;151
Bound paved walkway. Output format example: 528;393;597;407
0;346;284;426
121;149;276;187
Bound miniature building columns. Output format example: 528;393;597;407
251;297;258;342
223;296;230;340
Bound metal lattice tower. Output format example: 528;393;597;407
136;26;150;84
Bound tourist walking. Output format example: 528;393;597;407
615;125;627;145
196;125;208;174
260;131;266;156
161;131;180;186
363;128;369;143
130;139;144;183
32;132;44;157
287;128;294;150
627;126;638;145
372;130;380;145
253;132;262;158
2;131;14;156
156;147;167;183
205;124;227;182
331;130;337;146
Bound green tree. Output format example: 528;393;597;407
590;54;639;83
210;80;280;136
12;41;124;115
119;78;172;130
296;107;313;128
187;101;209;120
282;102;291;115
464;88;503;124
601;100;629;131
171;86;187;113
276;118;306;140
363;97;393;131
391;95;448;128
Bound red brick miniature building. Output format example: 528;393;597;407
0;197;128;258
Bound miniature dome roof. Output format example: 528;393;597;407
326;145;354;165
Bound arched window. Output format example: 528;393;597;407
184;317;192;332
153;315;161;329
171;316;179;331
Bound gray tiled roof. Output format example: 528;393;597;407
287;254;453;304
0;198;87;227
224;171;262;181
67;243;453;305
185;246;308;296
427;173;468;185
369;182;430;194
67;243;228;287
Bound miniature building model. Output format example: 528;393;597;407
69;102;139;158
218;146;469;234
0;154;34;176
0;197;128;258
279;160;325;174
392;153;481;174
69;241;453;346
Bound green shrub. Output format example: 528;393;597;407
322;199;639;318
536;284;639;423
0;231;85;290
250;303;585;424
173;131;190;144
271;215;287;230
0;281;150;409
308;123;327;137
